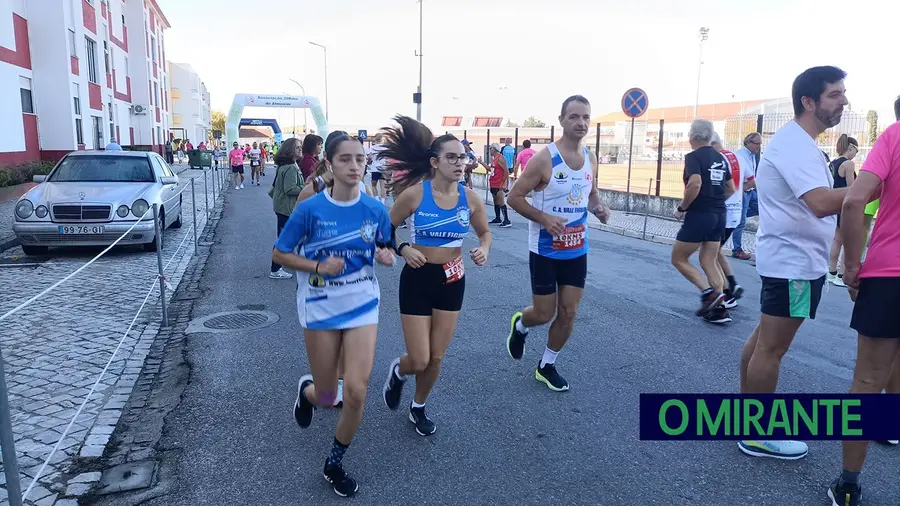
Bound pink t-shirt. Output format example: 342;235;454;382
516;148;537;170
860;122;900;278
229;148;245;166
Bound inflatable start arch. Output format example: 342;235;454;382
226;94;328;148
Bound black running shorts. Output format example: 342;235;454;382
231;164;244;174
399;261;466;315
721;227;735;246
371;172;384;182
759;275;826;320
528;252;587;296
676;211;726;243
850;277;900;339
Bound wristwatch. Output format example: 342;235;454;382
676;206;686;213
397;242;410;254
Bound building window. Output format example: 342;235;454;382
92;116;104;148
68;30;77;57
20;77;34;114
108;101;114;139
121;14;126;25
75;118;84;145
85;38;98;83
150;35;157;62
123;56;128;78
73;84;81;115
153;82;159;108
442;116;463;127
156;127;161;144
103;39;110;74
472;117;503;128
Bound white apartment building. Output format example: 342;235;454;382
0;0;171;166
168;62;210;144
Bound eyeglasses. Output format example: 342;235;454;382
442;153;468;165
748;140;761;146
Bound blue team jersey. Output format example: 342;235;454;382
275;190;393;330
409;181;471;248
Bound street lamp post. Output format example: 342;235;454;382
694;27;710;119
288;79;308;134
309;42;329;122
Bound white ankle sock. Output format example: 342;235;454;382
540;347;559;368
515;319;529;334
411;401;425;409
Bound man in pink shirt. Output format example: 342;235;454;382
830;99;900;505
513;139;537;181
229;141;246;189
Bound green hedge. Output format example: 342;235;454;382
0;161;55;188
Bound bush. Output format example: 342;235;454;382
0;161;56;188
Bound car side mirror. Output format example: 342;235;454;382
161;176;178;186
33;175;46;183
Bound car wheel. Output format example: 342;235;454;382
21;245;49;256
171;200;183;229
143;211;164;252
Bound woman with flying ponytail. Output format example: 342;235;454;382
379;115;492;436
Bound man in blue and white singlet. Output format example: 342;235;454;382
505;95;611;392
273;132;395;498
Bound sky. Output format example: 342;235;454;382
159;0;900;130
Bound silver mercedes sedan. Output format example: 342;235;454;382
13;151;184;256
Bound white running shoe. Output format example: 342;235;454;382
269;268;293;279
828;273;846;287
333;379;344;408
234;185;239;190
738;440;808;460
239;183;244;189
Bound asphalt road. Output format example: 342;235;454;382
118;171;898;505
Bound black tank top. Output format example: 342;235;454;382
830;157;854;189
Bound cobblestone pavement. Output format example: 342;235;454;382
0;165;232;505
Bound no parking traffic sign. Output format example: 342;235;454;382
621;88;649;118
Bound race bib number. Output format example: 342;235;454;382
251;161;260;167
443;256;465;283
552;224;585;250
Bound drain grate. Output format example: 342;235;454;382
186;310;280;334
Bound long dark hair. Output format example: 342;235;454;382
302;134;323;156
379;115;458;195
273;137;302;166
309;131;356;189
835;134;858;156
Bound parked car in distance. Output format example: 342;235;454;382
13;151;183;256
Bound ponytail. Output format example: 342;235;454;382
835;134;858;156
379;115;459;196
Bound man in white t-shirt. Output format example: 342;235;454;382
738;66;850;461
249;142;262;186
366;134;387;203
710;134;744;308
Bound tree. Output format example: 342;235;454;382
522;116;546;128
505;120;519;127
866;110;878;144
211;110;226;134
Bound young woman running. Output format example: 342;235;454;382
380;116;492;436
827;134;859;286
272;132;395;497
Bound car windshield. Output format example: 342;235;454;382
49;156;155;183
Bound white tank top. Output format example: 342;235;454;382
527;142;591;259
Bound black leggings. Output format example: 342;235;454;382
270;213;290;272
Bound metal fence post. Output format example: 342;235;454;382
550;125;555;142
0;343;23;506
191;178;198;255
642;179;652;241
594;123;601;161
153;204;169;327
655;119;665;196
484;128;491;204
203;168;210;218
212;167;217;206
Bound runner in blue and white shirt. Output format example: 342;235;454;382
272;131;395;498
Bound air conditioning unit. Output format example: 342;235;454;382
131;104;148;115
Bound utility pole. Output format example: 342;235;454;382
694;27;709;119
415;0;423;121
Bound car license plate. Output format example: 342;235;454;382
58;225;104;235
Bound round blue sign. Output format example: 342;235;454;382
621;88;649;118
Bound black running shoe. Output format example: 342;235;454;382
703;306;733;324
293;374;315;428
500;220;512;228
723;295;739;309
535;363;569;392
382;357;406;411
827;478;861;506
731;284;744;300
696;290;725;316
489;218;503;224
507;312;526;360
409;404;436;436
323;462;359;498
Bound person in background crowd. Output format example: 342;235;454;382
367;134;387;203
185;139;194;151
670;120;735;324
828;101;900;506
731;132;760;260
164;139;174;164
488;143;511;227
501;139;516;190
177;140;186;164
738;66;849;461
260;143;268;176
710;133;745;309
300;134;324;181
105;138;123;151
268;137;304;280
229;141;246;190
462;140;477;188
514;139;537;181
827;134;859;286
249;142;262;186
197;140;207;150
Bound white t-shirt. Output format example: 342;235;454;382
249;148;261;166
755;120;836;280
367;144;385;173
721;150;743;228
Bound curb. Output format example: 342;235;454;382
588;221;757;261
